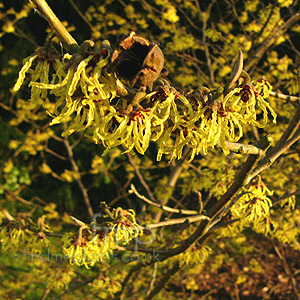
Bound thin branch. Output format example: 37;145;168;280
173;2;202;31
144;261;180;300
127;153;157;203
249;125;300;181
276;188;300;202
3;185;43;207
145;263;158;298
63;127;94;219
108;192;132;207
67;0;95;32
205;194;244;233
196;1;215;85
286;37;300;57
224;141;264;155
114;262;144;300
250;4;276;50
145;214;210;229
262;103;300;158
44;147;67;160
245;12;300;72
53;273;100;300
154;147;191;222
13;23;39;47
30;0;79;53
273;242;300;300
124;246;166;255
229;0;250;39
269;91;299;102
129;184;199;215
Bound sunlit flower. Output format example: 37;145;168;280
13;36;277;162
177;244;213;267
36;262;76;291
110;208;144;245
0;216;50;254
62;231;116;268
232;179;273;227
0;223;27;251
92;275;122;298
62;206;143;268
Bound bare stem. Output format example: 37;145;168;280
273;242;300;300
245;12;300;72
224;141;264;155
196;0;215;85
145;263;158;298
63;128;94;219
130;184;199;215
269;91;299;102
145;214;210;229
114;262;144;300
144;261;180;300
67;0;95;31
154;147;190;222
267;104;300;153
127;153;157;203
31;0;79;53
249;125;300;181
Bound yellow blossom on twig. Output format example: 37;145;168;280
13;35;277;161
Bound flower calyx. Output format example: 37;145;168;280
187;86;226;116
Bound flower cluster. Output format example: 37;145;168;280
176;244;213;267
62;206;143;268
0;215;50;254
36;262;76;290
271;208;300;248
62;231;115;268
109;208;143;245
13;34;277;161
152;78;276;160
91;275;122;298
231;179;273;228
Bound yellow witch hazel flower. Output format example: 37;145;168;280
62;231;116;268
29;42;118;135
154;75;276;160
231;179;273;228
97;105;154;156
25;216;51;254
271;208;300;249
176;244;213;267
109;208;143;245
13;38;118;130
36;262;76;291
62;205;143;268
13;33;277;161
91;275;122;298
0;220;28;251
0;215;50;254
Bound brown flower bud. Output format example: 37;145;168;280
110;31;165;88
